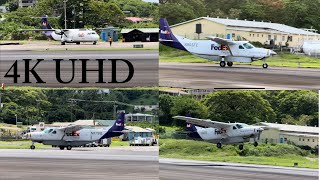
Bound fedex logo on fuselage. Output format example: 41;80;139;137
211;44;229;51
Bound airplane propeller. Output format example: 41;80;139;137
257;127;264;140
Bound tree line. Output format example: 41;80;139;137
0;89;158;125
159;90;318;127
0;0;159;40
160;0;320;33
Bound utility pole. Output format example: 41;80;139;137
64;0;67;29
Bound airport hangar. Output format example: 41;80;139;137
255;122;318;148
170;17;320;48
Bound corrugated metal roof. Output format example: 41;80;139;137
171;17;319;36
121;28;159;34
125;126;154;133
258;122;319;134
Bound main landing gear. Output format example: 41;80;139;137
61;42;66;45
254;141;258;147
30;143;35;150
239;144;244;150
59;145;72;150
217;142;222;148
262;58;268;68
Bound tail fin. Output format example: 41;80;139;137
112;112;125;132
159;18;175;41
185;113;197;132
159;18;187;51
41;15;53;37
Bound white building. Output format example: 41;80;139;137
125;113;155;122
255;122;319;148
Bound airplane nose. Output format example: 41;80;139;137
258;127;264;132
270;50;277;55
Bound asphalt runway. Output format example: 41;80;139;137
159;158;319;180
160;62;320;89
0;148;158;180
0;50;158;87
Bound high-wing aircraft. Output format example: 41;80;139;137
25;112;126;150
302;40;320;58
160;18;277;68
173;116;264;150
20;15;100;45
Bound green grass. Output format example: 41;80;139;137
0;141;51;149
110;140;129;147
160;139;318;169
160;48;320;68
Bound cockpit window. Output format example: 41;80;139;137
52;130;56;134
243;43;254;49
233;126;237;130
236;124;243;129
239;45;244;49
92;32;96;34
43;128;52;133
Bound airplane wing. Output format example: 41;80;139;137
57;124;82;133
173;116;232;129
206;36;236;56
206;36;236;45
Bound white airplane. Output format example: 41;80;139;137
302;40;320;57
160;18;277;68
25;112;126;150
173;116;264;150
20;15;100;45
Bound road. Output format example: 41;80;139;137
0;147;158;180
160;62;320;89
0;50;158;87
159;158;319;180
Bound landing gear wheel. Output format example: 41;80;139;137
217;143;222;149
227;62;233;67
93;41;97;45
30;145;35;150
61;42;65;45
239;144;244;150
219;61;226;67
66;145;72;150
59;146;65;150
76;42;80;45
254;141;258;147
263;63;268;68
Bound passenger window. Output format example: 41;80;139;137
239;45;244;49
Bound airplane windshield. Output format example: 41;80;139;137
236;124;243;129
243;43;254;49
43;128;53;133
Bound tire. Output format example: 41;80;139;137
254;141;258;147
30;145;35;150
61;42;65;45
93;41;97;45
219;61;226;67
66;145;72;150
59;146;65;150
217;143;222;148
263;64;268;68
76;42;80;45
239;144;244;150
227;62;233;67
